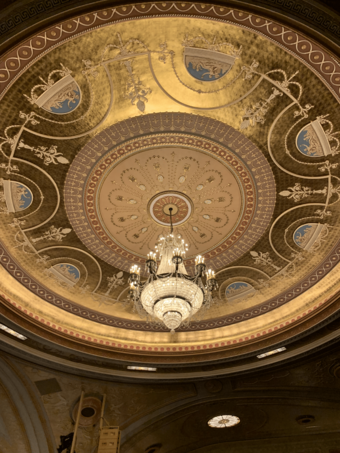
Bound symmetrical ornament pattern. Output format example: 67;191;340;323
64;114;275;275
0;5;340;342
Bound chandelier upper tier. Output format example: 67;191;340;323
129;207;218;332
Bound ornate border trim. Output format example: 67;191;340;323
0;289;330;352
1;3;340;99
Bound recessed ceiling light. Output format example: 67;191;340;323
208;415;240;428
257;347;286;359
127;366;157;371
0;323;27;340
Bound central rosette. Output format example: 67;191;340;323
65;128;275;275
149;192;193;226
96;145;245;264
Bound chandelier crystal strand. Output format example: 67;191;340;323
129;208;218;332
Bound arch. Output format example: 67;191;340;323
0;357;54;453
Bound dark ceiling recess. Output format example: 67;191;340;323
296;415;315;425
34;378;62;396
81;407;96;418
145;444;162;453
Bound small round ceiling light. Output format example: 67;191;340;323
208;415;240;428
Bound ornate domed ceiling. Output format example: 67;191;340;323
1;1;340;373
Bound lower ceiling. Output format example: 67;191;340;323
1;0;340;377
1;343;340;453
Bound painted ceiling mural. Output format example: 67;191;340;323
1;3;340;352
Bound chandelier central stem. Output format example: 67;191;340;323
169;207;173;234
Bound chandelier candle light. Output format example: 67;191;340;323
129;208;218;332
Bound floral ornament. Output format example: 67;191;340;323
0;162;19;174
9;218;26;228
250;250;281;272
318;160;338;173
278;253;304;279
280;183;327;203
82;59;99;78
294;103;314;118
315;209;332;218
100;33;153;112
36;254;50;264
0;112;39;174
125;72;152;113
105;271;125;296
257;278;270;289
31;226;72;243
242;60;259;80
182;34;242;55
240;88;283;130
158;42;169;63
18;140;69;166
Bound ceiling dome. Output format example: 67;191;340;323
1;1;340;378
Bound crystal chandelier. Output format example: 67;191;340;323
128;208;218;332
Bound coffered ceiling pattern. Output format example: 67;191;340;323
1;2;340;356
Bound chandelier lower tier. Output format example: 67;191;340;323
129;208;218;332
141;276;204;331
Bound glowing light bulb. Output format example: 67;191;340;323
130;265;140;275
207;269;215;280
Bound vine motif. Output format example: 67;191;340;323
182;34;242;56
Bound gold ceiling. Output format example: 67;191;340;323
1;3;340;356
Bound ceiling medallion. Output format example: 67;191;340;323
148;191;193;226
129;208;218;331
208;415;240;428
65;117;275;278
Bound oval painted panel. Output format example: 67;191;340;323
52;264;80;285
225;281;256;302
293;223;318;249
2;181;33;212
296;123;323;157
